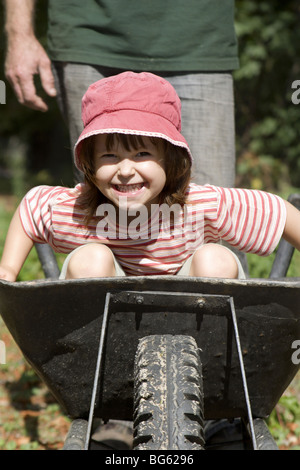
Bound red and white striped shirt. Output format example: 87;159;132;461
19;183;287;275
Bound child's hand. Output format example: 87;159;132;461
283;201;300;252
0;265;17;282
0;208;34;283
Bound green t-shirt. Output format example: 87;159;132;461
47;0;239;72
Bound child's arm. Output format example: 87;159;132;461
282;200;300;251
0;207;34;281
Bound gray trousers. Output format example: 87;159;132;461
52;63;236;187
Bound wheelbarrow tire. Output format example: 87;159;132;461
133;335;205;450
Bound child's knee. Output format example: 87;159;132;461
65;244;116;279
189;244;238;279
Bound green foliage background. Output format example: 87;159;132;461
0;0;73;195
234;1;300;191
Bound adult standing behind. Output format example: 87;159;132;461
4;0;239;186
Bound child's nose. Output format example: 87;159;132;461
117;158;135;178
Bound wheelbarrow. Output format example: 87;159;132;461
0;194;299;451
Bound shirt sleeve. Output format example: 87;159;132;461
205;185;287;256
19;185;60;245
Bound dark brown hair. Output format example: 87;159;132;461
78;133;192;225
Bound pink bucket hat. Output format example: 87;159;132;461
74;71;192;170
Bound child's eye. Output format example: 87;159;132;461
136;151;151;158
100;153;117;160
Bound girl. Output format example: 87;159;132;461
0;71;300;282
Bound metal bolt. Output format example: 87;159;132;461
197;298;205;308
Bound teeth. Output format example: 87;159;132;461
114;183;144;193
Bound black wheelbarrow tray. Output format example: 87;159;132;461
0;275;299;450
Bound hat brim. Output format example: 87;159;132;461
74;109;192;171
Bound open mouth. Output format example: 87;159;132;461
112;183;145;193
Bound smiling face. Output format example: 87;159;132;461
93;134;167;213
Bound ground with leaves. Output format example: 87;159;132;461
0;318;70;450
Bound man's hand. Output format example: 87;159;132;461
5;36;57;112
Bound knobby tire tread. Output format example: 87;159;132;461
133;335;205;450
